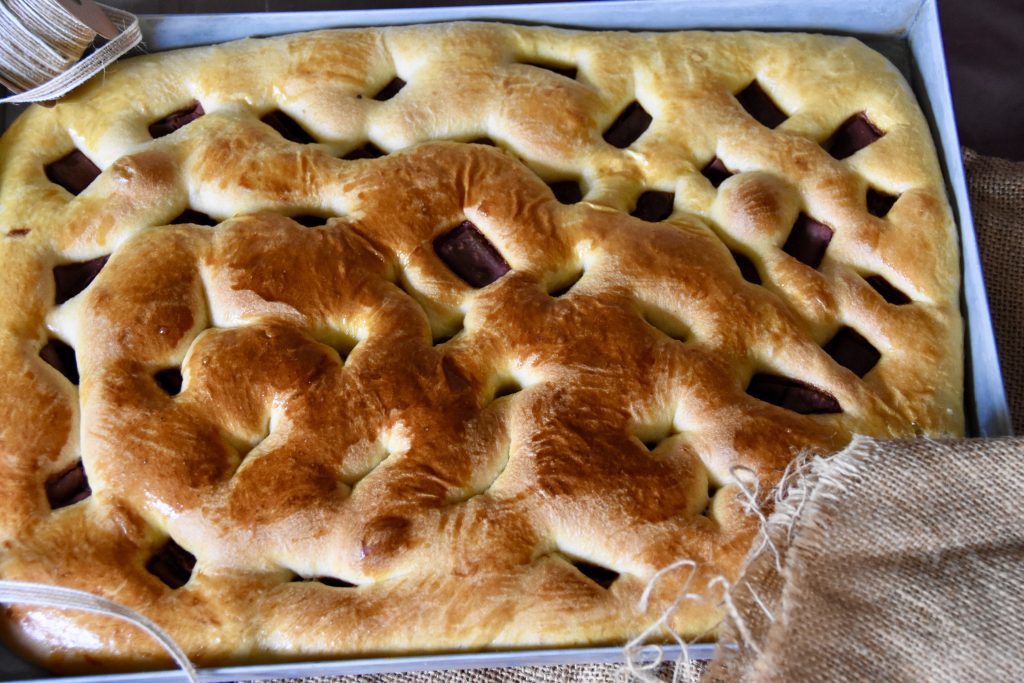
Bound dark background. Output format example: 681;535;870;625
104;0;1024;161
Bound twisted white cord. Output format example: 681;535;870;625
0;580;197;682
0;0;141;103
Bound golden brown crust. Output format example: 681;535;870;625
0;22;961;671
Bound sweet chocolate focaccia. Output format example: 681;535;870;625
0;21;962;672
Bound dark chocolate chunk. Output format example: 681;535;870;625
154;368;183;396
39;339;79;385
602;101;652;149
782;213;833;269
433;221;511;288
731;250;762;285
572;559;619;589
548;180;583;205
521;61;577;81
866;188;898;217
747;374;842;414
824;326;880;378
864;275;911;305
45;149;100;196
341;142;386;160
736;81;787;129
7;228;30;238
825;112;884;160
290;214;329;228
45;460;91;509
630;191;674;222
148;101;205;138
701;157;734;188
373;77;406;102
146;539;196;589
260;110;316;144
53;255;108;305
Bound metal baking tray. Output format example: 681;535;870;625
0;0;1011;680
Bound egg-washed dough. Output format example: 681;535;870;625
0;22;962;672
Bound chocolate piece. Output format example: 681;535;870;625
747;374;842;414
39;339;79;385
731;250;762;285
290;214;329;228
572;559;619;589
602;101;651;149
7;228;30;238
433;221;511;288
53;255;108;305
521;61;577;80
825;112;884;160
864;275;911;305
824;326;880;378
45;149;100;196
736;81;787;129
260;110;316;144
548;180;583;205
701;157;734;188
45;460;91;509
866;188;898;217
154;368;183;396
148;101;205;138
170;209;217;226
342;142;386;160
782;213;833;269
146;539;196;589
373;77;406;102
630;191;674;222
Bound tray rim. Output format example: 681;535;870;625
0;0;1010;679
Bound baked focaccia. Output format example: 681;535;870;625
0;21;962;672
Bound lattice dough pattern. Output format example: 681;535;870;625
0;23;962;670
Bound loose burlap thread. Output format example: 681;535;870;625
0;0;141;103
705;435;1024;683
275;153;1023;683
0;26;1021;671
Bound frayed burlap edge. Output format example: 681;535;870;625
702;435;880;682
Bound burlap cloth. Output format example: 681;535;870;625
258;151;1024;683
